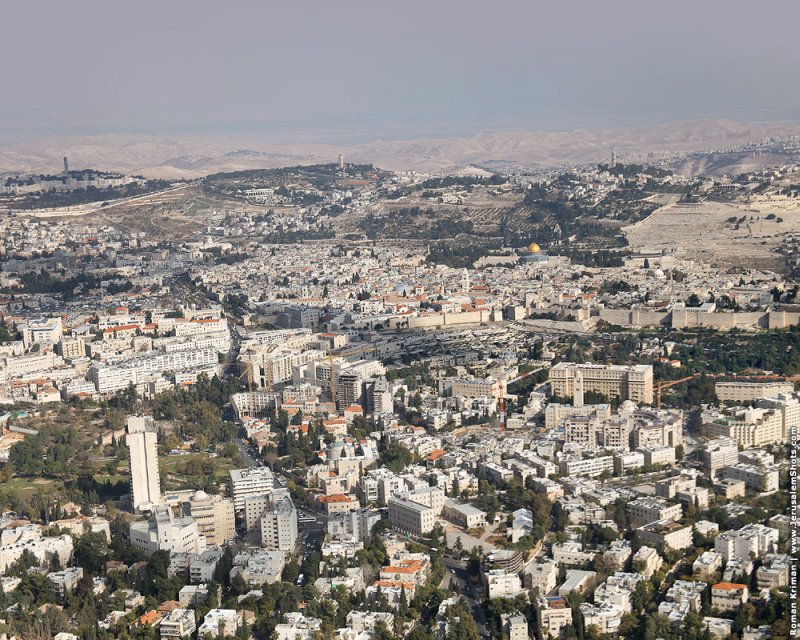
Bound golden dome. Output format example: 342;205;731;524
527;242;541;253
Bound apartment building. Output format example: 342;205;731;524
756;553;791;589
49;567;83;601
723;463;780;492
693;551;723;579
702;406;785;447
229;467;274;511
0;526;73;573
365;377;394;414
486;569;524;599
88;346;219;393
558;454;614;478
637;520;693;551
564;415;632;450
318;494;360;515
327;509;382;541
627;497;683;527
632;546;662;579
231;549;285;586
711;582;748;611
579;603;624;634
189;549;224;583
552;541;596;567
504;614;529;640
715;524;779;562
404;485;446;515
756;393;800;441
701;438;739;476
539;596;573;638
259;489;298;552
524;561;558;594
159;608;196;639
198;609;241;638
594;573;644;612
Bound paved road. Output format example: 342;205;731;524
235;438;259;469
234;439;287;492
442;556;491;639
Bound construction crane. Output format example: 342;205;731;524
498;366;547;432
655;375;695;409
232;354;276;420
506;366;547;386
325;353;337;407
230;360;256;419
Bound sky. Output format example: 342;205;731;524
2;0;799;143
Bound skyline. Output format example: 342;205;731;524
2;0;799;144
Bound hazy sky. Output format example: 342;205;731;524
2;0;799;142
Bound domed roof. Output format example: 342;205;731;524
193;490;209;500
527;242;541;253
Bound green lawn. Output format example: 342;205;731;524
159;454;240;491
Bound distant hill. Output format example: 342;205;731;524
1;118;799;178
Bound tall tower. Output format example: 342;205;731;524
461;268;470;292
338;154;344;172
126;415;161;513
610;149;616;169
63;156;69;173
573;370;584;408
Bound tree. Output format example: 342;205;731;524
9;437;45;476
382;443;413;473
373;620;394;640
74;531;109;575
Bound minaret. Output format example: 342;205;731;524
610;149;617;169
573;370;584;407
63;156;69;173
461;268;470;292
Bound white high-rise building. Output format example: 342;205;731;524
258;489;298;551
126;416;161;513
229;467;274;511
